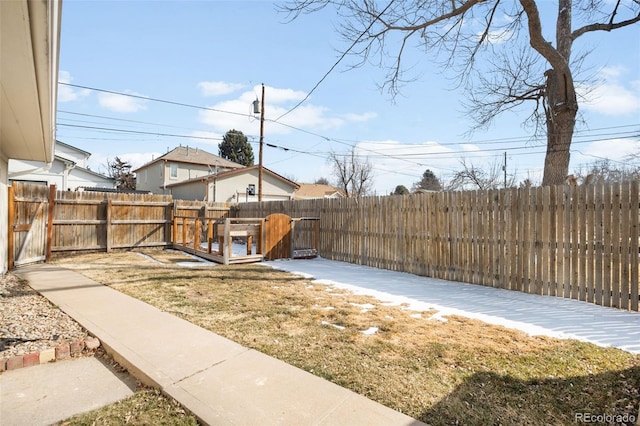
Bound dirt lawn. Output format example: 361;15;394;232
53;250;640;425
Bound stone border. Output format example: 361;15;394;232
0;336;101;372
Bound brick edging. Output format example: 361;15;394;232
0;336;101;372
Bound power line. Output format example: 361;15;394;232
59;82;253;119
274;0;397;122
56;120;639;162
56;82;639;175
57;123;224;142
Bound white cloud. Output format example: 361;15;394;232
189;130;223;147
460;143;481;152
198;81;245;96
344;112;378;122
352;140;460;194
576;138;640;162
478;28;513;44
579;66;640;116
97;91;148;113
197;85;376;136
57;70;90;102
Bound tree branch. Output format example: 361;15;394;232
572;12;640;39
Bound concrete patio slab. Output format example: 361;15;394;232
0;356;136;426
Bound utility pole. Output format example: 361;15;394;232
258;83;265;202
503;151;507;189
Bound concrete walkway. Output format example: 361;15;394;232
1;356;136;425
14;264;423;426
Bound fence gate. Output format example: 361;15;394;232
265;213;291;261
8;183;54;269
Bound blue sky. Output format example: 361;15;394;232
57;0;640;194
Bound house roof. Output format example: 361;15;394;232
165;165;299;190
133;145;244;172
1;0;62;163
294;183;345;199
56;140;91;157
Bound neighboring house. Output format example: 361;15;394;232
168;165;299;202
8;141;115;191
134;145;243;194
1;0;62;274
294;183;346;200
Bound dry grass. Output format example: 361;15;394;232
56;388;198;426
54;250;640;425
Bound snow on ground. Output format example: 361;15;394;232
157;247;640;354
264;257;640;354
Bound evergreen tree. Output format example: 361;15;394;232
392;185;410;195
413;169;442;191
219;130;254;166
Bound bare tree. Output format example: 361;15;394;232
446;158;516;191
572;158;640;184
280;0;640;186
329;148;374;198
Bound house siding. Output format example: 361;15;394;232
136;161;165;193
136;161;233;194
0;152;8;273
8;157;114;191
56;142;90;168
210;168;295;203
170;180;207;201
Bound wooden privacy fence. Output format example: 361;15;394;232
234;181;640;312
8;182;230;266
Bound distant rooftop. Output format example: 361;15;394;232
133;145;244;172
294;183;345;199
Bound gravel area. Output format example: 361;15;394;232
0;272;88;359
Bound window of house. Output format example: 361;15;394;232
169;163;178;179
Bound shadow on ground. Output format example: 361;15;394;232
420;366;640;425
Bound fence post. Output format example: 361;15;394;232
7;185;15;270
45;185;56;262
194;217;200;251
207;219;213;253
630;180;639;311
172;202;178;246
106;199;112;253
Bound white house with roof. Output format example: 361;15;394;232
8;141;114;191
1;0;62;274
134;145;244;194
168;165;299;202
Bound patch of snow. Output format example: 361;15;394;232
321;321;346;330
136;252;163;265
350;302;376;313
410;313;422;319
204;241;258;257
428;312;448;322
265;257;640;354
176;261;210;268
360;326;379;335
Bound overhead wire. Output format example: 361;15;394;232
56;82;639;176
274;0;397;122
